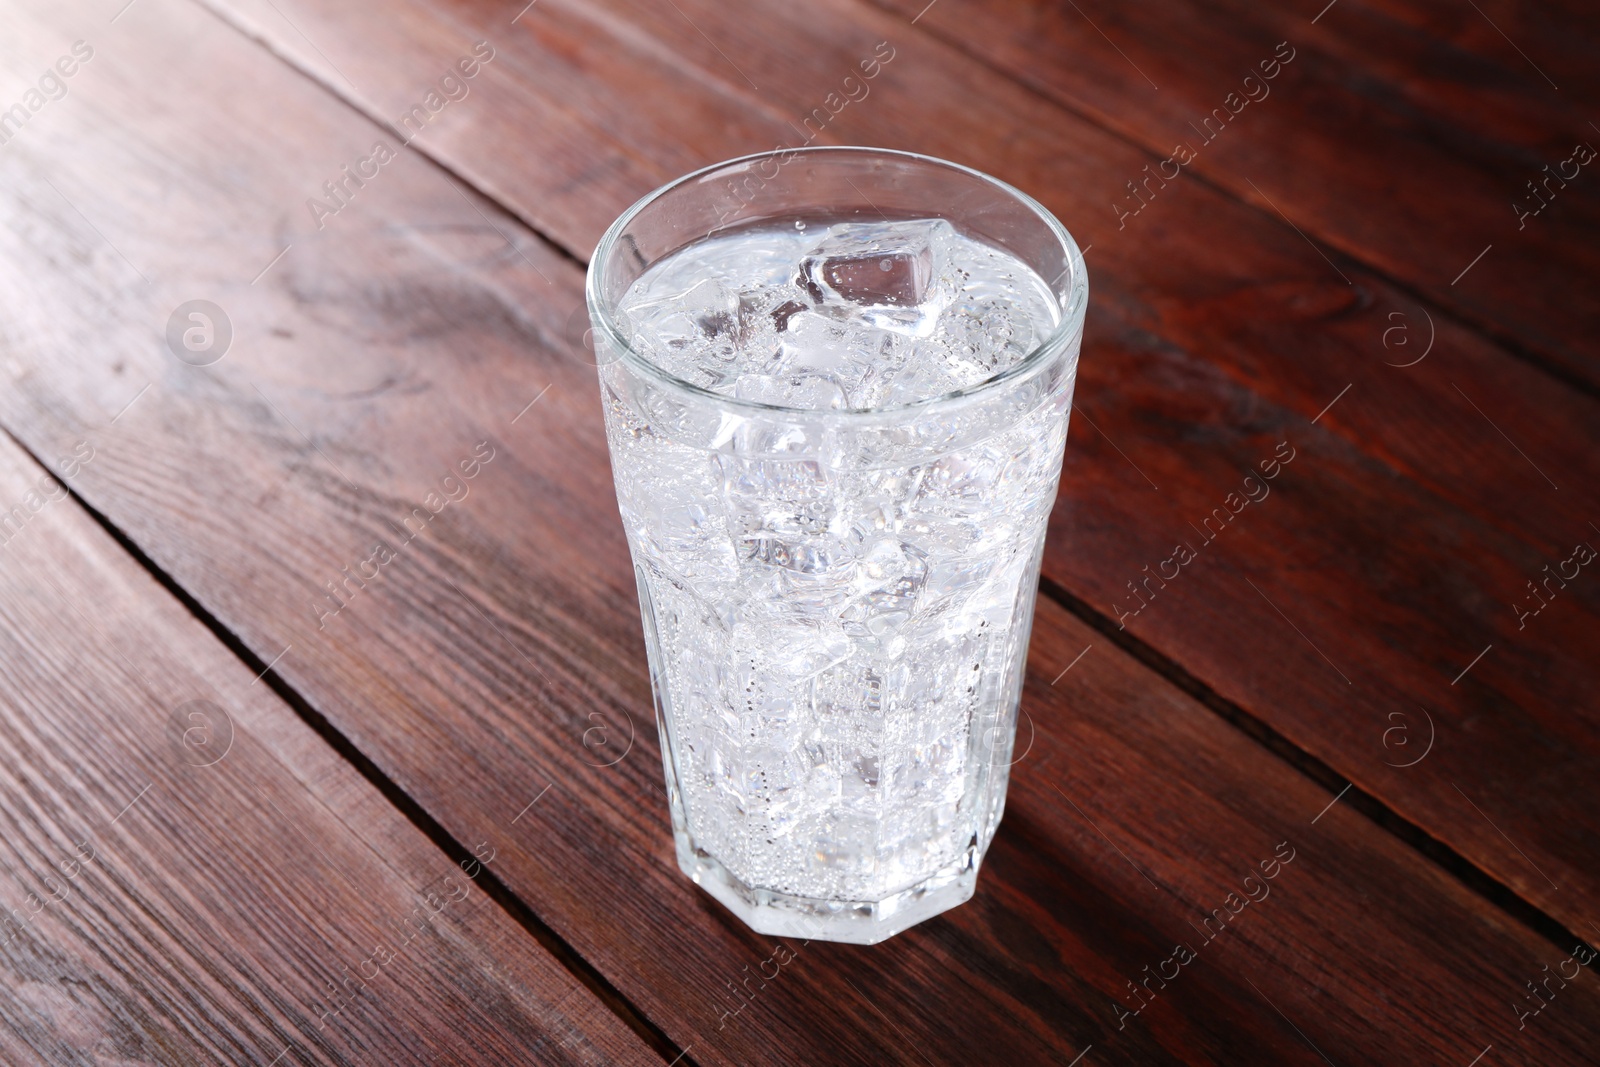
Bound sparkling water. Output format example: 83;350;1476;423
598;217;1074;938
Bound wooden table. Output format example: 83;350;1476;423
0;0;1595;1062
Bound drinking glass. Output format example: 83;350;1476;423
588;147;1087;943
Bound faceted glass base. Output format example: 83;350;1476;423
674;827;979;945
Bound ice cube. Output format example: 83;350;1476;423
770;299;808;331
922;555;997;609
624;278;741;376
809;812;878;874
727;285;810;375
841;538;928;638
817;251;925;307
917;445;1018;507
736;533;848;576
770;304;912;408
643;500;738;583
721;456;830;504
840;750;882;813
935;295;1036;374
799;219;958;337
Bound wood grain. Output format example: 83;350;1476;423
1355;0;1600;110
0;433;658;1064
870;0;1600;392
0;1;1594;1064
186;0;1600;937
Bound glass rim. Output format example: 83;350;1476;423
586;146;1089;418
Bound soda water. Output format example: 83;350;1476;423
598;216;1074;941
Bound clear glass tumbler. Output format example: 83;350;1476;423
588;147;1087;943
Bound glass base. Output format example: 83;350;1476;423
675;830;979;945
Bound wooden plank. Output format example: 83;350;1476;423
868;0;1600;392
0;436;659;1063
0;1;1596;1064
186;0;1600;938
1353;0;1600;106
998;600;1600;1067
205;0;1600;393
5;406;1596;1067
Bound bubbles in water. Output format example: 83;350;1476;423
618;218;1058;411
604;217;1070;904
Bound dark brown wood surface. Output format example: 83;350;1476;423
0;432;656;1064
0;0;1594;1064
193;0;1599;941
873;0;1600;392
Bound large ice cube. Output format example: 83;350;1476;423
799;219;958;338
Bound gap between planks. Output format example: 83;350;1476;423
852;0;1600;405
198;0;1600;408
0;425;696;1067
142;0;1596;981
187;0;589;278
1038;573;1586;958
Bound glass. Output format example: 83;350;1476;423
588;147;1087;944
